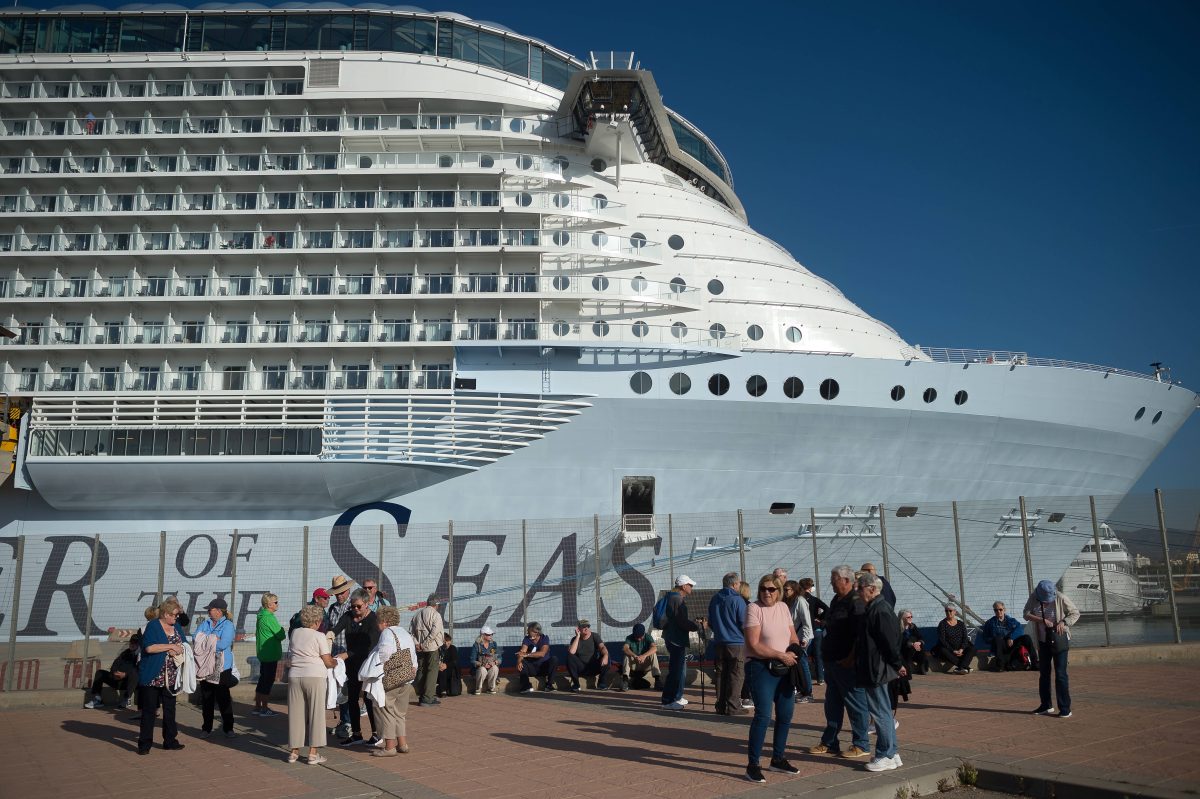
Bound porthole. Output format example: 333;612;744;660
358;155;373;168
479;154;495;168
923;387;937;403
592;275;610;291
671;322;688;339
1134;406;1146;421
1152;410;1162;424
509;118;528;133
552;155;569;171
667;234;684;251
820;379;840;401
516;192;532;207
709;374;730;396
592;232;609;248
630;275;647;292
632;320;649;338
630;371;651;394
783;377;804;399
707;279;724;295
785;326;802;343
670;277;687;293
954;390;968;406
552;275;571;290
591;158;607;172
552;320;570;336
593;193;609;209
746;324;763;341
709;323;727;340
669;373;691;395
630;232;647;249
890;385;905;402
552;231;570;246
746;375;767;397
592;320;610;337
554;193;570;208
438;154;453;168
516;154;533;170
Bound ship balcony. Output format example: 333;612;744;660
0;77;303;103
4;367;451;394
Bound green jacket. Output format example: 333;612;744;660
256;607;286;662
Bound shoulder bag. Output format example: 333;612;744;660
1041;602;1068;654
382;629;416;690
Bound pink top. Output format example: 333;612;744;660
745;601;794;655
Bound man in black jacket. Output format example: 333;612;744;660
809;565;870;758
84;633;141;708
856;573;905;772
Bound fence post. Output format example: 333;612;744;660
951;501;966;614
230;529;239;629
377;524;385;593
1018;497;1034;595
877;504;890;581
1155;489;1182;644
736;509;746;585
156;531;166;605
593;514;602;640
1088;496;1112;646
810;508;820;598
301;525;309;604
447;520;455;634
667;514;675;588
80;534;100;679
521;520;528;629
6;535;25;692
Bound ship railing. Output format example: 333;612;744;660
919;346;1155;381
0;76;302;102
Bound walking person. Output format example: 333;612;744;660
285;603;342;764
856;573;905;772
1024;580;1080;718
660;575;703;710
809;565;870;759
409;594;444;706
742;573;800;783
708;571;747;715
254;593;285;716
368;605;418;757
195;598;237;739
136;599;187;755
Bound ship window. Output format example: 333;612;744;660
592;275;609;291
670;277;687;292
668;235;684;251
923;387;937;403
553;231;571;246
552;156;569;171
786;326;802;343
954;390;968;406
1152;410;1162;424
770;503;796;515
746;325;763;341
630;371;652;394
554;193;570;208
480;154;495;168
708;279;724;295
669;373;691;395
438;155;453;168
747;375;767;397
631;276;648;292
593;320;610;337
510;118;528;133
552;275;571;290
552;320;570;336
709;374;729;396
891;385;905;401
592;232;609;248
671;322;688;339
632;321;649;337
630;232;647;249
783;377;804;399
709;323;727;339
820;379;840;401
516;154;533;170
591;158;607;172
516;192;532;207
593;193;609;209
1134;406;1145;420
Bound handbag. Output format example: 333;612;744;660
767;659;790;677
219;669;239;689
382;629;416;690
1041;603;1069;654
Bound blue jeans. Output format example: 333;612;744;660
746;659;796;765
820;661;870;751
864;682;897;758
1038;642;1070;712
797;642;813;695
810;630;825;681
661;641;687;705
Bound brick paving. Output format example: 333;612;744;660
2;661;1198;799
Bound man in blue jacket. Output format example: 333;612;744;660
980;601;1036;671
707;571;747;715
660;575;703;710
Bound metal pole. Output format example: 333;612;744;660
377;523;385;594
6;535;25;692
1155;489;1182;644
877;504;890;581
301;525;309;603
1088;496;1112;647
79;534;100;686
156;531;166;605
810;508;820;598
667;514;675;587
1018;497;1034;595
952;502;966;614
230;529;238;629
736;509;746;585
521;520;528;629
593;515;602;641
615;129;622;189
447;520;455;634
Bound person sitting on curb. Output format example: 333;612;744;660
620;623;661;691
516;622;558;693
472;626;500;695
84;633;141;709
566;619;611;692
933;605;976;674
898;610;929;675
980;601;1036;671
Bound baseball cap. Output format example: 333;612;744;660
675;575;696;587
480;625;495;635
204;597;228;611
312;588;330;600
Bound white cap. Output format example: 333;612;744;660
480;625;495;635
675;574;696;587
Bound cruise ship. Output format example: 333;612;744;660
0;5;1195;640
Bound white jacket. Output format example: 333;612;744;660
326;659;346;710
175;641;197;695
358;651;387;709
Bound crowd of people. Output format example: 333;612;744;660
86;567;1080;782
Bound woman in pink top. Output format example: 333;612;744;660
742;574;801;784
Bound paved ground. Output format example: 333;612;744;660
3;661;1199;799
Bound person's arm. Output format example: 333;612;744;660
876;612;905;675
674;596;699;633
1060;595;1081;630
645;641;657;660
568;632;580;655
1022;595;1042;624
516;642;530;661
598;640;608;666
622;640;635;659
534;640;550;659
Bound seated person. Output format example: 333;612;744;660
435;632;462;697
979;601;1036;671
472;626;500;694
899;609;930;675
516;622;558;692
84;633;141;709
933;605;977;673
620;623;662;691
566;619;610;692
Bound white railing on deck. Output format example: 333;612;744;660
918;347;1154;381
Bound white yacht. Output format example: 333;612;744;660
0;5;1195;640
1059;525;1148;615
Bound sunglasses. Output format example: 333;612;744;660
759;586;778;593
351;604;366;610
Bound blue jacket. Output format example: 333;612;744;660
979;615;1023;644
138;619;188;686
195;615;235;671
707;587;746;645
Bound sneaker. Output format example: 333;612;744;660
796;694;813;704
741;699;754;710
842;746;870;759
259;708;278;717
371;748;399;758
83;696;103;709
365;735;382;747
1033;706;1055;715
1059;710;1072;719
963;666;972;674
488;688;498;694
249;708;263;716
340;735;364;747
808;743;837;755
199;730;213;739
567;684;581;693
334;723;352;739
540;684;555;693
677;697;689;706
223;730;238;739
814;679;825;686
894;718;900;730
661;700;686;711
745;764;766;783
865;755;900;772
118;698;132;709
768;757;799;775
520;687;534;694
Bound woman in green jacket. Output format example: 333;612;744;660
254;593;286;716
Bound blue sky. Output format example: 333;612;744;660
37;1;1199;493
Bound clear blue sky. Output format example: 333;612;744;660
48;0;1200;492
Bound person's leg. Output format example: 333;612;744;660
662;642;686;704
960;641;977;671
257;660;278;707
714;643;730;712
990;636;1006;670
288;678;306;750
819;664;846;749
363;693;376;735
797;643;812;695
810;630;825;682
120;670;139;704
87;669;111;698
746;660;776;765
648;652;663;687
864;683;896;759
137;684;159;751
1037;641;1053;710
770;665;797;760
200;680;216;731
591;655;610;689
345;678;364;737
843;680;872;752
161;689;178;746
215;676;234;731
566;652;585;688
518;659;532;691
420;651;440;702
487;664;499;691
729;645;745;708
303;678;326;749
1054;650;1071;714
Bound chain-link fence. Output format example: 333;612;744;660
2;488;1197;692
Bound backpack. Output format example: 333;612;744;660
652;592;672;630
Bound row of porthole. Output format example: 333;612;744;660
629;373;970;406
552;316;802;342
1134;407;1164;424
